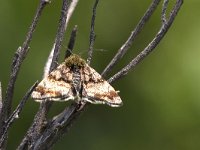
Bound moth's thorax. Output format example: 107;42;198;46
65;54;86;68
64;55;84;97
72;65;82;97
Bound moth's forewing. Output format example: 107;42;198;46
81;65;123;107
31;63;74;101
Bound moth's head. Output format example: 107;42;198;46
65;54;86;68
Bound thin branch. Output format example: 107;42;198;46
21;25;79;150
87;0;99;65
44;0;80;76
49;0;71;72
65;0;80;29
65;25;78;58
30;103;88;149
0;1;49;149
28;26;79;149
43;47;55;77
35;0;71;130
101;0;161;77
162;0;169;24
0;0;49;123
18;0;74;148
0;82;38;148
108;0;183;84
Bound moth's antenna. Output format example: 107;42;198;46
93;48;107;52
87;0;99;65
65;25;78;59
79;48;107;56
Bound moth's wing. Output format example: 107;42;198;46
31;63;74;102
82;65;123;107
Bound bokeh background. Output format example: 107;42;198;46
0;0;200;149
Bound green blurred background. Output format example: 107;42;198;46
0;0;200;149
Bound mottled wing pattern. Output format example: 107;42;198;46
31;62;74;102
82;64;123;107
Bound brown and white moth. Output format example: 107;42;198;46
31;54;122;107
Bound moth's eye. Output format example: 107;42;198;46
70;65;74;69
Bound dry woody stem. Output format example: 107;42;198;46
65;25;78;58
0;0;183;149
101;0;162;77
0;1;49;149
87;0;99;65
18;0;73;148
0;82;38;147
108;0;183;83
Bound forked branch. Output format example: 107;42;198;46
0;0;49;122
101;0;161;77
108;0;183;83
0;82;38;148
0;1;49;149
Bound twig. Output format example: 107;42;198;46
49;0;75;72
18;0;73;148
1;0;49;120
0;1;49;149
35;0;71;131
101;0;161;77
162;0;169;24
65;25;78;58
65;0;80;29
32;0;71;142
108;0;183;84
44;0;80;76
43;47;55;77
0;82;38;148
30;103;88;149
40;0;71;123
30;27;79;149
43;24;77;78
87;0;99;65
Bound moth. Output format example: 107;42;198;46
31;54;122;107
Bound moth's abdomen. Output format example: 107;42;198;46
72;66;82;96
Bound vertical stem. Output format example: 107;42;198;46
0;1;49;149
101;0;161;77
1;0;48;122
65;25;78;58
49;0;71;72
87;0;99;65
44;0;80;76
